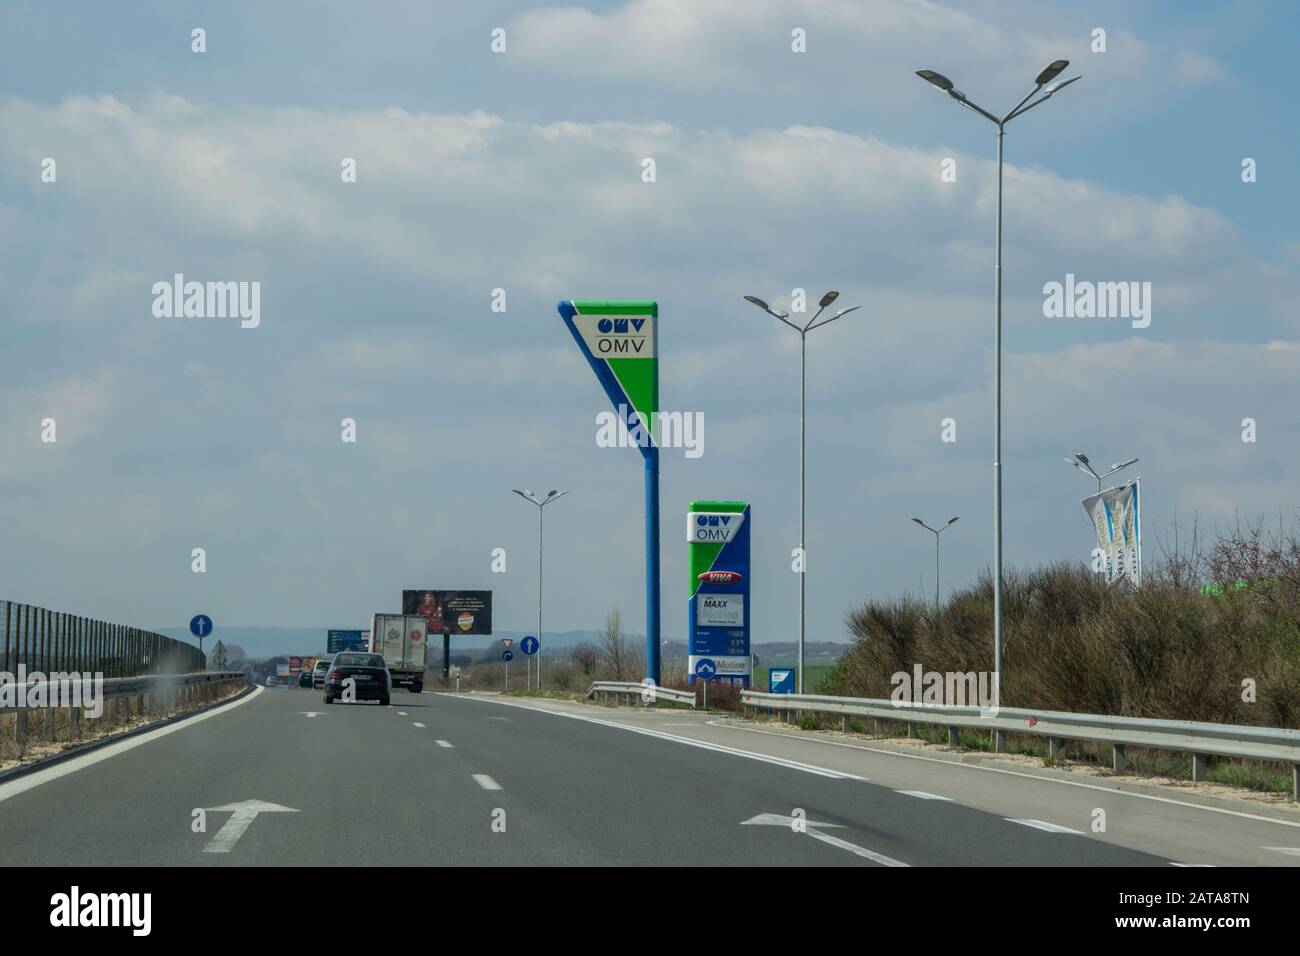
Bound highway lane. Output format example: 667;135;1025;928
474;693;1300;867
0;684;1169;866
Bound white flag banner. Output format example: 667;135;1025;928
1082;480;1142;588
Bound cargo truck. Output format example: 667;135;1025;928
369;613;427;692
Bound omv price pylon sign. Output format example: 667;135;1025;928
687;501;751;687
558;300;661;684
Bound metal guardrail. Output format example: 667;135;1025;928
1;671;248;747
741;690;1300;800
585;681;696;708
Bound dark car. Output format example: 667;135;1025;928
297;670;312;688
323;653;392;705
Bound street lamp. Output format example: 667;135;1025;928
512;488;568;690
1063;453;1139;493
910;516;960;610
744;290;862;694
915;59;1081;684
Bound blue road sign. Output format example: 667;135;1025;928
694;657;717;681
769;668;795;694
189;614;213;638
520;635;539;656
502;649;515;662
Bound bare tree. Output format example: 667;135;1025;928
570;641;599;677
599;609;632;680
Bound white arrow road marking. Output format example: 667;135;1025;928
435;740;454;748
1007;818;1084;835
895;790;953;801
202;800;299;853
300;712;324;718
1262;847;1300;857
412;722;426;728
742;813;909;867
472;774;502;791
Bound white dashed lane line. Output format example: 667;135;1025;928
412;722;426;728
435;740;454;748
473;774;502;791
895;790;953;801
1007;818;1084;835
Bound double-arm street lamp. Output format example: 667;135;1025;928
910;516;960;610
512;488;568;690
744;291;861;694
1064;453;1139;493
915;58;1081;684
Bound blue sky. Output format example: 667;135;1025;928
1;1;1297;645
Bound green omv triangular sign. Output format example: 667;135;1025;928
557;301;658;458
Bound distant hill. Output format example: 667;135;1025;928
157;625;848;664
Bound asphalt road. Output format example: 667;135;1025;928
0;685;1295;866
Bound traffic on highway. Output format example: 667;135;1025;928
1;0;1294;939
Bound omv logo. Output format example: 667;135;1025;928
597;317;648;334
688;510;745;543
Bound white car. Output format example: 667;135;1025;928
311;656;334;689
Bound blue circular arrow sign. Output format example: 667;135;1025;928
189;614;213;638
502;649;515;662
694;657;717;681
520;635;539;656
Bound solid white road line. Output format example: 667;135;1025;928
441;693;866;780
472;774;502;791
1262;846;1300;857
412;722;426;728
896;790;953;801
0;686;263;806
1007;818;1084;835
435;740;454;748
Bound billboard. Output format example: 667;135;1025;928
288;656;302;675
687;501;751;687
402;590;493;635
327;629;368;653
1082;480;1142;588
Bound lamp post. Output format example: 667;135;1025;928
1064;453;1139;493
910;516;960;610
744;291;861;694
915;59;1081;683
512;488;568;690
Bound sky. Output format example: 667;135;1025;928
1;0;1297;647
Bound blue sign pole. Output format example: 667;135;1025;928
645;446;661;687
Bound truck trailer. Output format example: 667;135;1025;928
369;613;428;692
